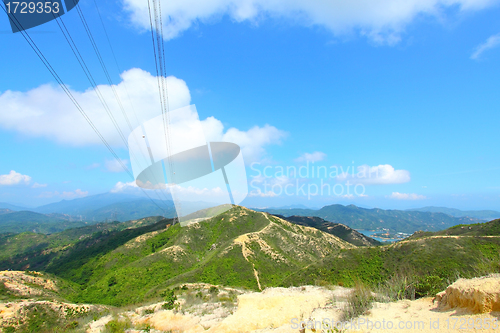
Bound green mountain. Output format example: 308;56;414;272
281;219;500;293
0;206;353;306
274;214;381;246
407;206;500;220
1;207;500;311
408;218;500;239
0;211;89;234
261;204;483;233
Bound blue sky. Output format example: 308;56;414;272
0;0;499;210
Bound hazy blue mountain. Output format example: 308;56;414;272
34;192;145;215
260;204;484;233
32;192;214;222
89;199;176;222
0;202;28;211
407;206;500;220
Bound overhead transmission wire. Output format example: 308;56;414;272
146;0;181;222
71;0;172;204
0;2;168;214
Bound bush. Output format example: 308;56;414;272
415;275;444;298
377;274;417;301
209;286;219;294
65;320;79;329
341;283;374;321
162;289;177;310
104;318;131;333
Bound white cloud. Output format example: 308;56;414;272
61;189;89;199
32;182;48;188
294;151;326;163
0;69;191;147
0;68;285;165
122;0;499;43
337;164;410;185
248;190;278;197
388;192;426;200
110;181;138;193
38;189;88;199
0;170;31;186
471;33;500;59
105;159;130;173
202;117;287;163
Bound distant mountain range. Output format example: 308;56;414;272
406;206;500;221
0;210;87;234
1;206;499;309
260;204;484;234
0;202;29;211
1;193;498;235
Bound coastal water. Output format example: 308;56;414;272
356;229;401;243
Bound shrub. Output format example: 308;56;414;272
66;320;79;329
104;318;131;333
209;286;219;295
107;276;117;287
377;274;417;301
162;289;177;310
341;283;374;321
415;275;444;298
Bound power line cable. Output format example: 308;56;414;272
0;2;169;214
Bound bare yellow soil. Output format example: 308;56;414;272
87;276;500;333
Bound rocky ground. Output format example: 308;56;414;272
2;271;500;332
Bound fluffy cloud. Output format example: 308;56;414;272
110;181;138;193
39;189;88;199
0;68;285;164
294;151;326;163
122;0;499;43
337;164;410;185
0;69;191;147
471;33;500;59
105;159;130;173
0;170;31;186
388;192;426;200
202;117;286;164
248;190;278;197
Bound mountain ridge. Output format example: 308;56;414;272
260;204;484;233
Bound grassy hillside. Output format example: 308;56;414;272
262;204;483;233
275;214;381;246
408;218;500;239
0;216;164;265
1;207;499;311
66;206;353;306
0;206;353;306
281;217;500;297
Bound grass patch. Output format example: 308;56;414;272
341;283;374;321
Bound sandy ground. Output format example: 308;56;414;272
91;282;500;333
